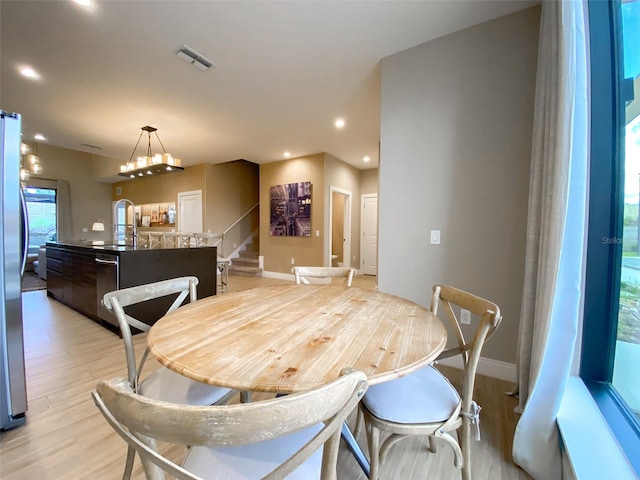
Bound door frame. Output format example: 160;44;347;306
360;193;378;275
328;186;352;268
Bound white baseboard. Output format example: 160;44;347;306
436;356;516;383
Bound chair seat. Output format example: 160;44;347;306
184;423;323;479
362;365;460;424
140;367;232;405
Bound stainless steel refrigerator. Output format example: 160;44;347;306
1;111;28;430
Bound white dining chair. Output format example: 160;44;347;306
102;276;236;480
147;231;164;249
291;266;357;286
92;369;368;480
194;232;230;293
358;284;502;480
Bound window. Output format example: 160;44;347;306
582;0;640;471
23;187;57;250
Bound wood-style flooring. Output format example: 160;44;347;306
0;274;531;479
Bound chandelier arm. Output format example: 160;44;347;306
153;131;168;154
128;130;145;162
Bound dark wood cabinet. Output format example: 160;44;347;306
46;249;65;300
46;245;97;319
46;242;217;334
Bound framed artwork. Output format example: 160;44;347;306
269;181;311;237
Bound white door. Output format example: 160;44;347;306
361;194;378;275
177;190;203;237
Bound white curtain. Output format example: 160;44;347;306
512;1;589;479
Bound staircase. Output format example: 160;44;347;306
227;240;262;277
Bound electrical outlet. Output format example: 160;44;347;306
460;309;471;325
291;258;295;265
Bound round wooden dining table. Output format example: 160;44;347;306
147;283;448;394
147;283;447;478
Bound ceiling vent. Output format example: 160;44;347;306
176;45;215;71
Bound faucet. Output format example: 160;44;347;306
113;198;137;245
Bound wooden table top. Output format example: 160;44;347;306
147;284;448;394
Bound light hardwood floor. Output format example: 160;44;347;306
0;274;531;479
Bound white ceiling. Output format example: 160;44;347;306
1;0;537;171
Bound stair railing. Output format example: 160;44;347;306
219;202;259;258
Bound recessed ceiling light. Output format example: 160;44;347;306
72;0;93;6
19;66;39;79
363;156;370;163
283;151;291;158
34;134;46;141
335;118;345;129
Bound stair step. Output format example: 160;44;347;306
228;265;262;277
244;242;258;252
239;250;259;259
232;257;259;267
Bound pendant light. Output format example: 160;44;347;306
119;126;184;178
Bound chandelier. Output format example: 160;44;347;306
119;126;184;178
19;142;43;182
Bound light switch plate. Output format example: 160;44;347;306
430;230;441;244
460;309;471;325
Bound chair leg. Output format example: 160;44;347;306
460;418;472;480
428;435;438;453
366;423;381;480
354;407;364;439
122;446;135;480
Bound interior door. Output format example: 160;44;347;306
177;190;203;239
361;194;378;275
329;187;351;268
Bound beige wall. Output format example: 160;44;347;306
378;7;540;364
324;154;361;268
30;145;364;268
360;168;379;195
91;154;126;183
113;164;207;232
113;164;207;207
204;160;260;256
112;161;259;251
260;154;325;273
26;144;113;242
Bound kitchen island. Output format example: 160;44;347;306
45;241;217;334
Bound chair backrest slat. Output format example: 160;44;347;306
292;266;357;286
432;284;502;413
93;371;368;480
102;276;199;390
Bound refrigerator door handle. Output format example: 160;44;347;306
19;187;29;276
